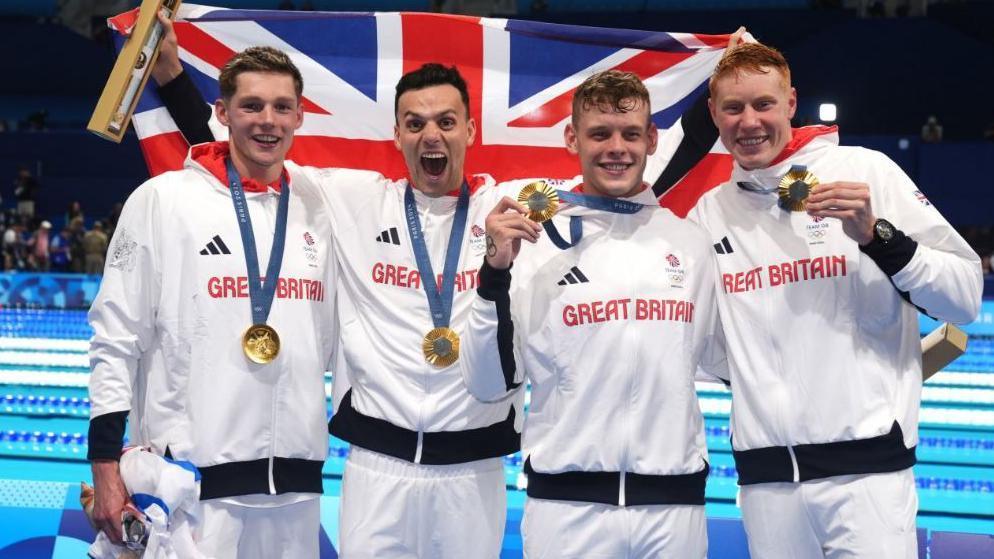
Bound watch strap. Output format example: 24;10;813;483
860;224;917;277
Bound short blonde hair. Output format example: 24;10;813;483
709;43;791;98
572;70;651;125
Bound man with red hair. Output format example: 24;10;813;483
690;43;982;558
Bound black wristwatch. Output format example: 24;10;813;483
871;218;896;245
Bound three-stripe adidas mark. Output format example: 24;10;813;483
557;266;589;286
376;227;400;245
713;237;734;255
200;235;231;256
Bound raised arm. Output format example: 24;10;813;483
649;27;753;197
151;11;215;145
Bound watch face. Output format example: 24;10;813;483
875;220;895;241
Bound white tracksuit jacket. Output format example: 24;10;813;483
461;180;725;505
687;128;983;485
88;142;338;500
300;169;523;464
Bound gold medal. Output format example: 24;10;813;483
777;168;819;212
242;324;281;364
422;327;460;368
517;181;559;223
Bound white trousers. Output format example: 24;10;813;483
196;497;320;559
522;498;707;559
338;446;507;559
740;468;918;559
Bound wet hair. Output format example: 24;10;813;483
394;63;470;120
218;46;304;100
709;43;791;98
571;70;651;125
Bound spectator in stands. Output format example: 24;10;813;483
2;219;27;271
68;216;86;273
50;226;72;273
921;115;943;143
28;220;52;272
13;167;39;219
82;221;108;275
65;201;84;225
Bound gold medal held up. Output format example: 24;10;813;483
777;168;819;212
422;327;460;368
518;181;559;223
243;324;281;364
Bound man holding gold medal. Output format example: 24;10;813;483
687;43;983;558
87;47;338;557
460;71;726;557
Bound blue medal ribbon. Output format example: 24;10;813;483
736;165;808;194
543;189;646;250
225;159;290;326
404;182;469;329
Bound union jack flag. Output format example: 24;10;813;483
109;4;734;216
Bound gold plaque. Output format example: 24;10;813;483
517;181;559;223
87;0;183;143
243;324;281;364
422;327;460;368
921;323;967;382
777;168;819;212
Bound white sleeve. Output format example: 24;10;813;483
697;298;729;384
865;153;982;324
87;180;163;460
303;166;393;231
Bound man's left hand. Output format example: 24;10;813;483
805;181;875;245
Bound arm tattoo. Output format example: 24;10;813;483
486;234;497;257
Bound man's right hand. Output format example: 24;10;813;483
484;196;542;270
151;9;183;86
90;459;130;544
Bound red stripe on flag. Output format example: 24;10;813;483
139;132;191;177
614;50;694;80
108;7;140;35
658;152;733;217
288;137;408;177
471;143;578;183
508;50;693;128
399;13;484;137
692;34;730;48
174;23;237;72
174;22;330;115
